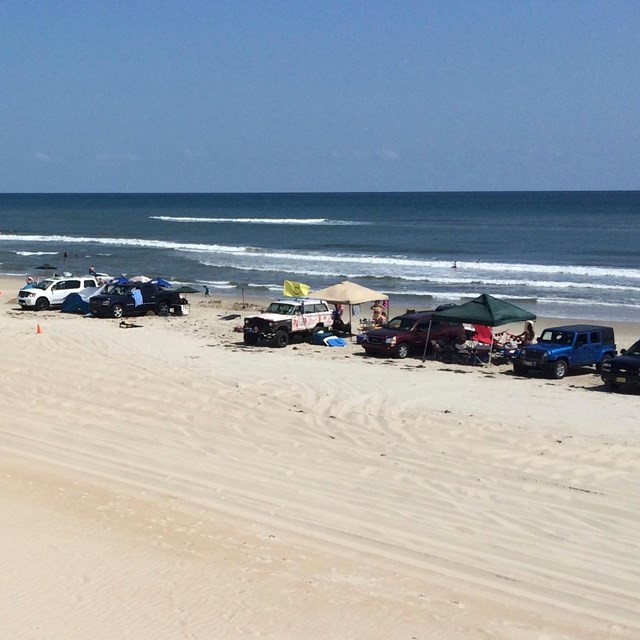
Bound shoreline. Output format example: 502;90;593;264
2;267;639;324
2;274;638;346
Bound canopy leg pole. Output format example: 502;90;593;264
421;319;433;362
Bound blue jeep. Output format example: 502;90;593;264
513;324;616;379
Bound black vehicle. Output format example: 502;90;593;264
600;339;640;391
89;283;182;318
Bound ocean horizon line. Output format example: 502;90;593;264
2;189;640;196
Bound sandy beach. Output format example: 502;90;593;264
1;274;639;639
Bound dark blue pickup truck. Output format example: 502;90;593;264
89;283;182;318
513;324;616;379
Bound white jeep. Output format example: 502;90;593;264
18;276;101;311
243;298;334;347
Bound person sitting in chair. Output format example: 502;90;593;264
331;304;351;335
495;321;535;346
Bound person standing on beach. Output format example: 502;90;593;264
204;285;210;297
89;265;96;276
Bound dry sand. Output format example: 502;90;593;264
1;276;639;639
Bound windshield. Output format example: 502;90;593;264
540;330;573;345
625;340;640;356
32;279;55;290
265;302;296;315
386;316;417;331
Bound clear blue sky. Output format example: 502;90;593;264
1;1;639;192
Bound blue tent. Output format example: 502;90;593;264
61;293;90;314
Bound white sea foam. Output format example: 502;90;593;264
4;233;640;280
15;250;58;256
149;216;364;226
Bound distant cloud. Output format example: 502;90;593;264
33;152;51;162
376;148;400;160
331;148;401;161
183;147;211;159
96;152;138;166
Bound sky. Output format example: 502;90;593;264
1;1;639;193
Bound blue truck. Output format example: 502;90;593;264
513;324;616;379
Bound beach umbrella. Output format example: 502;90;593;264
109;276;130;285
150;277;172;287
129;275;151;282
171;285;200;294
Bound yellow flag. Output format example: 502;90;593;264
283;280;310;297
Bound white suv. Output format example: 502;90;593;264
18;276;100;311
243;298;334;347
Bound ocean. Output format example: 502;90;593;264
0;191;639;322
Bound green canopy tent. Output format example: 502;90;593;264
422;294;537;361
432;293;536;326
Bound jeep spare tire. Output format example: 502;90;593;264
273;330;289;348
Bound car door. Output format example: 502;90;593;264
415;320;433;349
573;332;592;366
589;331;602;364
141;285;158;310
51;279;80;305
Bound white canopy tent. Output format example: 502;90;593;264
310;280;389;334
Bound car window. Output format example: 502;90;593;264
266;303;295;315
387;317;415;331
541;330;572;344
627;341;640;356
589;332;600;343
83;280;95;287
576;333;588;347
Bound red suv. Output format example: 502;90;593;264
360;310;465;359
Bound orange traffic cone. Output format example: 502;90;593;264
36;324;42;334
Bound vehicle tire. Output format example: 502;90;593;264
513;362;530;376
551;359;568;379
596;352;613;373
312;324;324;334
364;349;376;357
396;342;410;359
35;297;49;311
273;330;289;348
157;301;171;316
112;304;124;319
602;379;619;391
244;333;258;345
